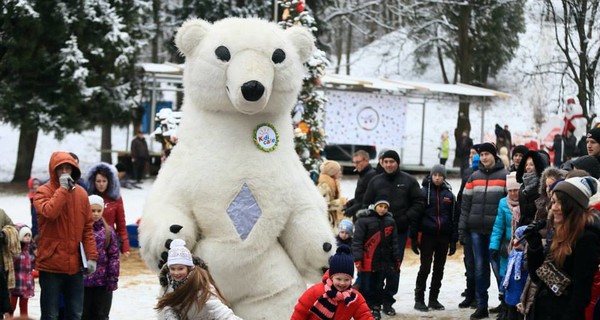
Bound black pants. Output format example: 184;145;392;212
463;232;475;297
360;271;386;309
83;286;113;320
132;158;147;182
416;233;450;299
0;271;11;315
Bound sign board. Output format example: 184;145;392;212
323;91;407;147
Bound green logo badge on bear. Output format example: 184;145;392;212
254;123;279;152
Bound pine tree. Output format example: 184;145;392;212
279;0;328;179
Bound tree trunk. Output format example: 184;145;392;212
12;123;39;183
453;4;473;168
345;20;353;75
101;123;112;164
151;0;160;63
335;25;343;74
437;46;449;84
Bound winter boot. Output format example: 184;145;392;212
370;307;381;320
459;295;477;309
414;286;429;311
470;306;489;320
382;304;396;316
428;290;445;310
490;300;507;314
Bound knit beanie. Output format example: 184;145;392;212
88;194;104;207
512;145;529;158
472;154;480;170
506;172;521;191
587;128;600;143
380;150;400;164
328;245;354;278
430;164;447;178
478;142;497;155
18;226;32;242
374;199;390;208
320;160;341;177
167;239;194;267
553;176;599;209
338;219;353;237
572;155;600;179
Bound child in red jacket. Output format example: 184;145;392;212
291;245;372;320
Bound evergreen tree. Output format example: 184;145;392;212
279;0;328;178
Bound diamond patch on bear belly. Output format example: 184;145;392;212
226;183;262;240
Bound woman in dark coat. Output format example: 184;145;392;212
516;150;549;226
523;177;600;320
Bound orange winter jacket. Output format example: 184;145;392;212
33;152;97;275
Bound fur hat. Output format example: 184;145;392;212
380;150;400;164
512;145;529;158
572;155;600;179
374;199;390;208
506;172;521;191
338;219;353;237
18;226;32;242
430;164;447;178
553;176;599;209
88;194;104;207
167;239;194;267
478;142;497;156
320;160;341;177
587;128;600;143
328;245;354;278
516;150;549;183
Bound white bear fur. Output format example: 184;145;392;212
140;17;335;319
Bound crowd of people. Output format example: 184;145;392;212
2;125;600;320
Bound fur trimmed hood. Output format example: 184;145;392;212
538;167;568;195
85;162;121;200
516;150;549;183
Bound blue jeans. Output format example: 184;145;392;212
383;230;408;307
471;232;491;308
40;271;84;320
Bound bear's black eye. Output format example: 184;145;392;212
272;49;285;64
215;46;230;62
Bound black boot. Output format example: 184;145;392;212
459;295;477;309
370;307;381;320
428;290;445;310
470;306;489;319
414;287;429;311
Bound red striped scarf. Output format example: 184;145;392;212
310;278;357;320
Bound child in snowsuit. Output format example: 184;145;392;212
291;245;372;320
9;225;35;318
352;199;401;319
156;239;242;319
411;164;459;312
83;195;120;319
337;219;353;247
502;225;528;320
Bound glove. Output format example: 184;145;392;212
448;242;457;256
458;232;465;245
490;249;499;261
394;259;401;272
411;237;420;255
59;174;74;190
87;260;97;274
522;223;544;251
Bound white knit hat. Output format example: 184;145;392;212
553;176;599;209
167;239;194;267
18;226;32;242
506;172;521;191
88;194;104;207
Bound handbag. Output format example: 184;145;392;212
535;258;572;296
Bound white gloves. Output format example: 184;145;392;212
59;174;74;190
87;260;97;274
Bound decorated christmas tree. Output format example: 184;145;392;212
279;0;328;181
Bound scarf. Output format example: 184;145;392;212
310;277;357;320
168;272;190;291
507;197;520;238
2;225;20;289
522;172;539;196
503;249;524;289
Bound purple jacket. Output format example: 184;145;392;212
84;220;120;291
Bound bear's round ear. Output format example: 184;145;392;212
175;19;212;57
285;25;315;63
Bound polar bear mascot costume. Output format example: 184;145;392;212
139;18;335;319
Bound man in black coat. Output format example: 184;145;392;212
362;150;425;315
344;150;377;221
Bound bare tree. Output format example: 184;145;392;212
545;0;600;129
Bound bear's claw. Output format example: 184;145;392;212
164;239;172;250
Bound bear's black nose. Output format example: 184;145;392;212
241;80;265;102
